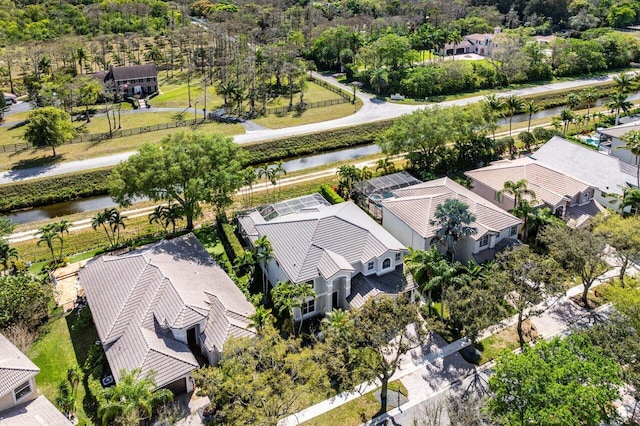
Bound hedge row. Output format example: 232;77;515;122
523;81;617;110
319;184;345;204
243;120;394;166
0;168;113;213
218;222;245;264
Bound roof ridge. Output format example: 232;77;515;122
103;258;152;342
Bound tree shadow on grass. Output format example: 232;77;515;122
4;154;64;181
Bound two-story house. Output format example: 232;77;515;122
103;64;158;96
465;157;605;227
79;234;255;394
381;177;523;264
237;194;414;317
0;333;72;425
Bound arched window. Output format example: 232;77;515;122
382;258;391;269
583;192;590;203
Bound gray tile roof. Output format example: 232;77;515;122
0;395;72;425
598;120;640;138
465;157;592;206
383;177;522;240
531;136;636;195
80;234;254;387
347;266;415;309
201;295;254;353
0;333;39;399
108;64;157;82
239;200;405;283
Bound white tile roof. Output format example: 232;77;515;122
598;120;640;138
532;136;636;195
0;333;39;399
465;157;592;207
239;200;405;283
383;177;522;240
0;395;72;425
80;234;255;387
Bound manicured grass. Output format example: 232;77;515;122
302;380;407;426
28;311;99;425
253;99;362;129
476;320;537;365
77;111;190;135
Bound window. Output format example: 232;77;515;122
382;258;391;269
367;261;375;271
494;192;502;202
14;381;31;402
395;252;401;262
510;225;518;236
305;279;314;290
301;299;315;316
479;234;489;247
583;193;590;203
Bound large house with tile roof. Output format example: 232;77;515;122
103;64;158;96
0;333;72;425
79;234;255;394
381;177;523;264
531;136;637;212
237;195;414;317
465;157;605;228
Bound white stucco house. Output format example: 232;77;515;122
380;177;523;264
599;121;640;167
79;234;255;394
237;194;415;317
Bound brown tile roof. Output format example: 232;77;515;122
0;396;72;425
0;333;39;399
382;177;522;240
465;158;592;207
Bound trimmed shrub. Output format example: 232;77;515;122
319;184;345;204
218;222;244;264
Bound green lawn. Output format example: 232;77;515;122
28;311;99;425
475;320;537;365
302;381;408;426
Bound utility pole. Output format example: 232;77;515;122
203;77;207;120
187;52;191;108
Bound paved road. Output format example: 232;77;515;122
0;72;620;184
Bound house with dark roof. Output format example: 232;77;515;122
465;157;605;228
0;333;72;425
237;195;414;315
103;64;158;96
381;177;523;264
78;234;255;394
531;136;637;212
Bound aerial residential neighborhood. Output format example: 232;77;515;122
2;0;640;425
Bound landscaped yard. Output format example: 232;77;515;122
475;320;538;365
28;310;99;425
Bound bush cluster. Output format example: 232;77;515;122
319;184;345;204
218;222;244;264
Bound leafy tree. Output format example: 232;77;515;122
488;334;621;426
109;132;244;230
541;225;607;307
0;239;18;270
593;214;640;284
617;129;640;187
527;207;564;245
77;76;103;123
321;296;428;414
0;273;54;330
518;131;536;152
608;91;633;126
92;369;172;426
493;247;566;349
430;199;477;261
193;324;329;425
23;106;75;156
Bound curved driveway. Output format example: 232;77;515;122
0;72;618;184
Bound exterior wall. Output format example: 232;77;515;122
610;137;638;165
382;209;429;250
0;377;37;412
469;179;516;211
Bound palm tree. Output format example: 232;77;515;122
618;130;640;187
148;205;169;234
498;180;537;240
253;235;273;302
427;259;460;319
565;93;581;110
273;160;287;199
95;369;172;425
336;165;363;199
37;223;60;265
0;239;18;271
241;167;258;207
614;72;633;93
484;94;504;140
430;199;477;261
505;94;524;137
53;220;70;261
164;204;183;234
616;187;640;215
559;109;576;136
404;247;442;315
369;67;389;96
321;308;352;337
375;157;396;175
54;381;75;420
92;208;116;246
248;305;275;335
580;87;599;118
608;91;633;126
524;100;539;132
257;164;274;202
234;250;255;279
108;210;127;246
295;282;315;335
